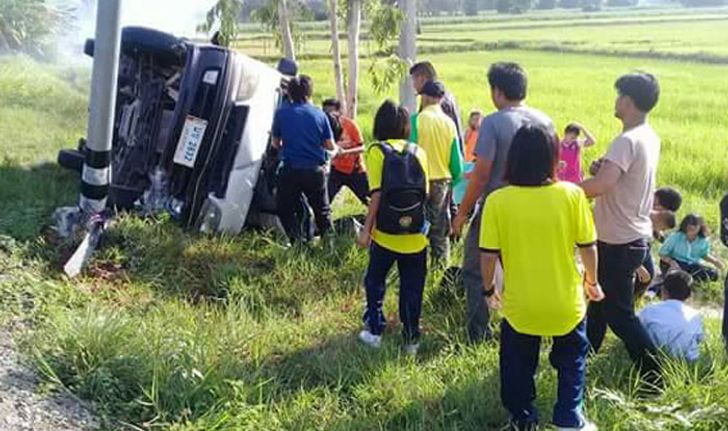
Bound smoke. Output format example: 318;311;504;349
56;0;218;64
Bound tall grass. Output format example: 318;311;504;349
1;16;727;430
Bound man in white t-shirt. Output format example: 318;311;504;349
581;72;661;374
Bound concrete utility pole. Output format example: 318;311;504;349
80;0;122;215
279;0;296;62
398;0;417;114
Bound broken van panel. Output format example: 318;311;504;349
58;27;286;234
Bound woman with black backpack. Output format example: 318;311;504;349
356;100;430;356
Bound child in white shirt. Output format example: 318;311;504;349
639;270;704;362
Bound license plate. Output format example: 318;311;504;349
173;116;208;168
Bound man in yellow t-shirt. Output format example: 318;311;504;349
410;80;463;265
356;100;429;356
479;125;603;431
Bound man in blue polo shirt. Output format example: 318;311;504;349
272;75;338;244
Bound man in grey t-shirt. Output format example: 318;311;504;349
451;62;555;343
581;72;661;374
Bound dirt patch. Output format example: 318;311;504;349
0;327;98;431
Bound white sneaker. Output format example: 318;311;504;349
358;330;381;348
403;342;420;356
557;419;597;431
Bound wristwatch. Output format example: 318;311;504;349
483;287;495;298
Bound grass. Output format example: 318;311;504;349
1;11;728;431
233;10;728;62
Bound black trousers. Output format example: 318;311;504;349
328;169;369;206
587;240;658;371
659;260;720;283
363;242;427;343
277;165;333;243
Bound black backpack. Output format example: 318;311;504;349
375;142;427;235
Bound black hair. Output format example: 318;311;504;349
469;110;482;119
655;210;677;230
487;62;527;101
505;125;559;186
655;187;682;212
564;123;581;137
679;213;709;238
322;98;341;111
289;74;313;103
373;99;410;141
662;270;693;301
409;61;438;80
615;72;660;113
324;111;343;142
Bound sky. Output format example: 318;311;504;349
73;0;220;39
56;0;219;63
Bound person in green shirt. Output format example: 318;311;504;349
410;80;463;266
479;125;603;431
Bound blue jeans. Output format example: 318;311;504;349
363;242;427;343
500;319;589;429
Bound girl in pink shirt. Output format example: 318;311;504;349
558;123;596;183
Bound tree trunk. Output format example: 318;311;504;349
398;0;417;114
278;0;296;62
346;0;361;119
329;0;347;113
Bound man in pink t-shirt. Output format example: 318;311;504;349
558;123;596;183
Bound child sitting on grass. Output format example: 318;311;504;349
557;122;596;184
639;270;703;362
635;210;678;297
660;214;725;283
634;187;683;299
654;187;683;213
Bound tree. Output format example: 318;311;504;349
606;0;638;6
559;0;581;8
536;0;557;9
497;0;535;13
681;0;726;6
197;0;244;47
0;0;70;57
331;1;404;117
398;0;417;113
463;0;480;15
251;0;307;60
328;0;346;113
346;0;362;118
581;0;603;11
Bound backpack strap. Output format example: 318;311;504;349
403;142;418;157
375;141;395;155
